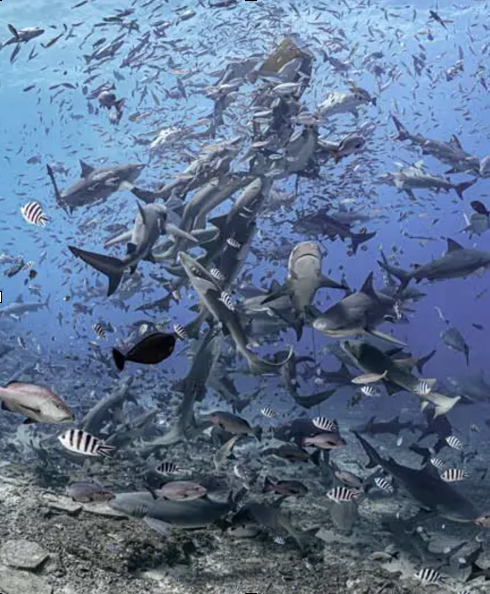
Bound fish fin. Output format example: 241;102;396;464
359;272;376;295
391;114;410;141
8;24;19;39
416;349;436;374
426;393;461;418
164;223;199;243
112;348;126;371
351;231;376;254
208;214;228;230
455;178;477;200
449;134;463;149
318;274;348;291
79;160;94;177
68;246;124;296
143;517;172;537
366;328;406;346
131;187;157;204
446;238;464;252
136;201;147;226
126;242;137;255
22;417;37;424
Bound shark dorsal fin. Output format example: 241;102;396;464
359;272;375;295
80;160;94;177
446;238;464;252
208;214;228;230
450;134;462;149
270;279;282;293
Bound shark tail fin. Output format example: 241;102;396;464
424;393;461;418
391;114;410;141
352;432;383;469
377;258;411;291
46;164;68;211
246;346;293;376
416;349;436;374
351;231;376;254
455;178;477;200
68;246;125;296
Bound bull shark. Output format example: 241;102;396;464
179;252;293;375
81;375;135;436
391;115;481;175
46;160;144;212
341;339;461;417
447;371;490;402
68;202;196;296
260;241;348;339
378;238;490;290
354;433;479;522
1;24;44;47
0;295;50;318
381;162;476;200
109;490;237;529
313;272;406;347
351;415;418;437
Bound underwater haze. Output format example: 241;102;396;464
1;0;490;592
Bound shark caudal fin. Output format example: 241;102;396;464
455;178;477;200
351;230;376;254
46;165;67;211
377;258;411;291
421;392;461;418
391;114;411;141
246;346;294;376
68;246;125;296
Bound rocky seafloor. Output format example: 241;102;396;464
0;423;489;594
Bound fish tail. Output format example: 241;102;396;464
424;393;461;418
68;246;125;296
97;443;116;457
351;230;376;254
246;346;294;376
377;258;411;290
455;178;477;200
416;349;436;374
112;348;126;371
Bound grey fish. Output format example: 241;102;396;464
354;433;479;522
341;340;460;417
378;238;490;290
81;375;135;435
46;160;144;212
66;481;114;503
313;272;405;347
0;295;50;317
441;327;470;366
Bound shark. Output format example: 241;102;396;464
354;433;480;522
313;272;406;347
179;252;293;375
0;295;50;318
46;160;144;212
391;115;481;175
68;202;196;296
341;339;461;417
260;241;348;339
378;238;490;290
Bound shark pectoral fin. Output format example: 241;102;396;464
126;242;137;255
424;393;461;418
104;230;132;248
318;274;348;290
366;328;406;347
261;285;290;305
8;24;19;39
165;223;199;243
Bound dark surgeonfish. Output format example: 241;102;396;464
354;433;480;522
112;332;176;371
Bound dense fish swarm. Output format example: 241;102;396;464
1;1;490;593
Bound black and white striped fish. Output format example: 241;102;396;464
272;535;285;545
155;461;178;475
92;323;107;340
58;429;115;457
312;416;338;432
359;385;381;398
260;407;277;419
226;237;241;249
326;487;361;504
414;568;444;585
210;268;225;282
440;468;468;482
21;201;49;227
430;458;445;470
414;380;433;396
374;477;394;494
446;435;463;450
23;260;35;270
219;291;235;311
173;323;188;341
